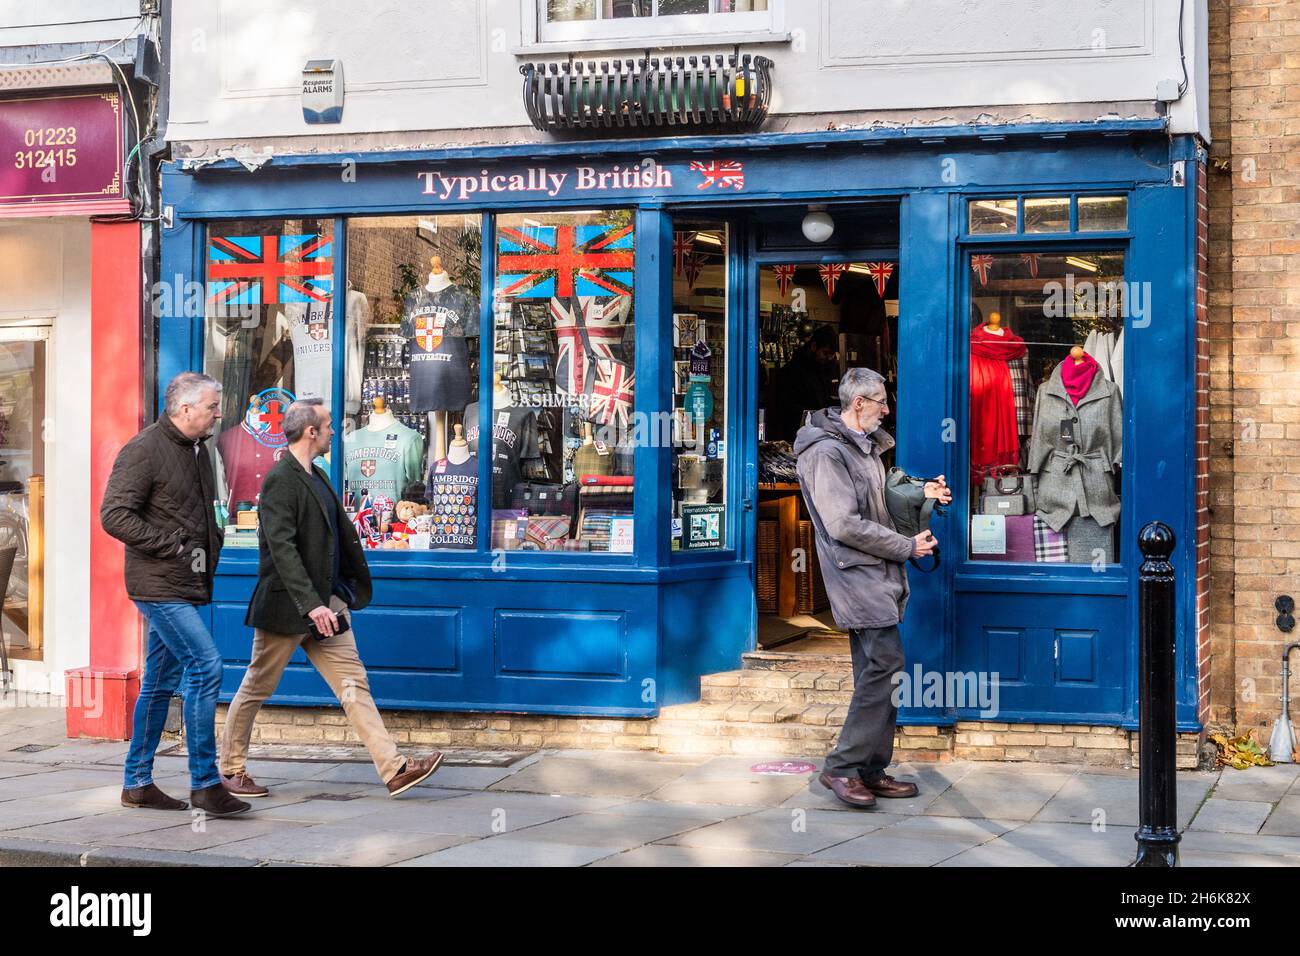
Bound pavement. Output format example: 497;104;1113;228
2;700;1298;867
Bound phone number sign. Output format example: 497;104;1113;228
0;91;125;210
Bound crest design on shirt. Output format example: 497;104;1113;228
307;310;329;341
241;386;296;450
414;311;448;351
360;459;377;478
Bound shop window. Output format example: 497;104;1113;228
671;222;728;551
1023;197;1070;234
204;218;335;547
343;215;483;552
967;250;1125;566
492;210;636;554
1078;195;1128;232
968;199;1018;235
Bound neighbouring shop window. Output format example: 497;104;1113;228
492;209;635;554
0;330;46;662
671;222;728;551
204;219;335;548
966;250;1125;566
345;215;482;552
1078;195;1128;232
538;0;771;42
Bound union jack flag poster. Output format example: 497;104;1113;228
496;223;634;299
207;234;333;308
588;357;635;430
772;264;796;298
551;296;631;395
818;262;847;298
864;261;895;298
690;160;745;191
673;231;696;276
971;254;994;287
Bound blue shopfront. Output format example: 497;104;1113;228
157;120;1203;733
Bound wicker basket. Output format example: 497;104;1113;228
756;519;779;614
794;520;830;614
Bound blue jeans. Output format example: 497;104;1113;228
122;601;224;791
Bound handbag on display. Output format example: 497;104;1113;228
980;464;1036;514
509;481;577;517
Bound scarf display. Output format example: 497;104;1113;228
969;325;1027;480
1060;352;1100;405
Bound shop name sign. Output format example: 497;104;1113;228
416;158;746;203
0;91;125;209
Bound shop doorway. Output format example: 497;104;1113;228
754;258;899;649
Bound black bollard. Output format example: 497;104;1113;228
1133;521;1180;867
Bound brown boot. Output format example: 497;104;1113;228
222;772;269;798
190;782;252;817
386;753;443;796
863;774;919;798
819;772;877;809
121;783;188;811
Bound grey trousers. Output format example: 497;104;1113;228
822;625;904;781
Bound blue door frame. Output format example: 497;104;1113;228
155;121;1202;728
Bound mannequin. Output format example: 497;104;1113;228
425;420;478;550
447;423;471;466
344;396;425;501
969;310;1027;480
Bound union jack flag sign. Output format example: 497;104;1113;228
818;263;847;298
207;234;333;308
971;254;994;287
589;357;635;430
497;223;634;299
772;264;796;298
685;252;706;290
690;160;745;190
864;261;895;298
673;231;696;276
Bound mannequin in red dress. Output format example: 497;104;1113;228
969;311;1027;480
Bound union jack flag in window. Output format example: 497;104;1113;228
496;223;634;299
588;357;635;430
207;234;333;309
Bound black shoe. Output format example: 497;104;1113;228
121;783;188;811
190;782;252;817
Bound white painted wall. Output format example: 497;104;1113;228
0;0;141;47
0;218;92;697
167;0;1209;147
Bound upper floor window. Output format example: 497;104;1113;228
538;0;773;44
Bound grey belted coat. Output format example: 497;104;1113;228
794;408;914;630
1026;363;1123;533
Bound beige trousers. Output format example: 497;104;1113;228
220;595;405;783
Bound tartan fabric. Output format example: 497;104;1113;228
1008;354;1034;437
1033;515;1068;563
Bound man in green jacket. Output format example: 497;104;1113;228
219;398;441;798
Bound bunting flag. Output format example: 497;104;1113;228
496;223;635;299
589;357;635;430
672;231;696;276
1019;252;1040;279
864;261;895;298
685;252;706;290
971;254;994;287
772;264;796;298
818;262;847;298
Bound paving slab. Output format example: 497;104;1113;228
590;844;800;867
938;822;1137;867
1210;764;1299;803
922;768;1074;822
1260;794;1300;837
488;755;697;798
1177;828;1300;858
807;816;1018;866
216;822;472;865
395;836;622;867
6;809;197;843
1034;772;1215;830
94;816;312;852
505;812;708;849
659;806;896;855
1188;798;1272;834
589;799;760;823
355;790;627;838
0;767;124;801
1179;849;1300;867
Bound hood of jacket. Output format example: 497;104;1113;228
793;406;896;459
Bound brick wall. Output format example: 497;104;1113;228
1212;0;1300;733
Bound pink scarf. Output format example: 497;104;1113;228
1060;352;1100;405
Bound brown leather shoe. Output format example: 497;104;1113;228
190;782;252;817
386;753;443;796
121;783;188;811
863;774;919;798
819;772;877;809
222;772;269;797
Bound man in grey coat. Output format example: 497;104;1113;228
794;367;950;809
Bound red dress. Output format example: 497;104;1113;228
969;325;1027;480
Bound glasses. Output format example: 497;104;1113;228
861;395;889;411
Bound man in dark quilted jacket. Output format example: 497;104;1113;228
101;371;251;818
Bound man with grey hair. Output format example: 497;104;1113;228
101;371;252;817
794;367;950;809
220;398;442;798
